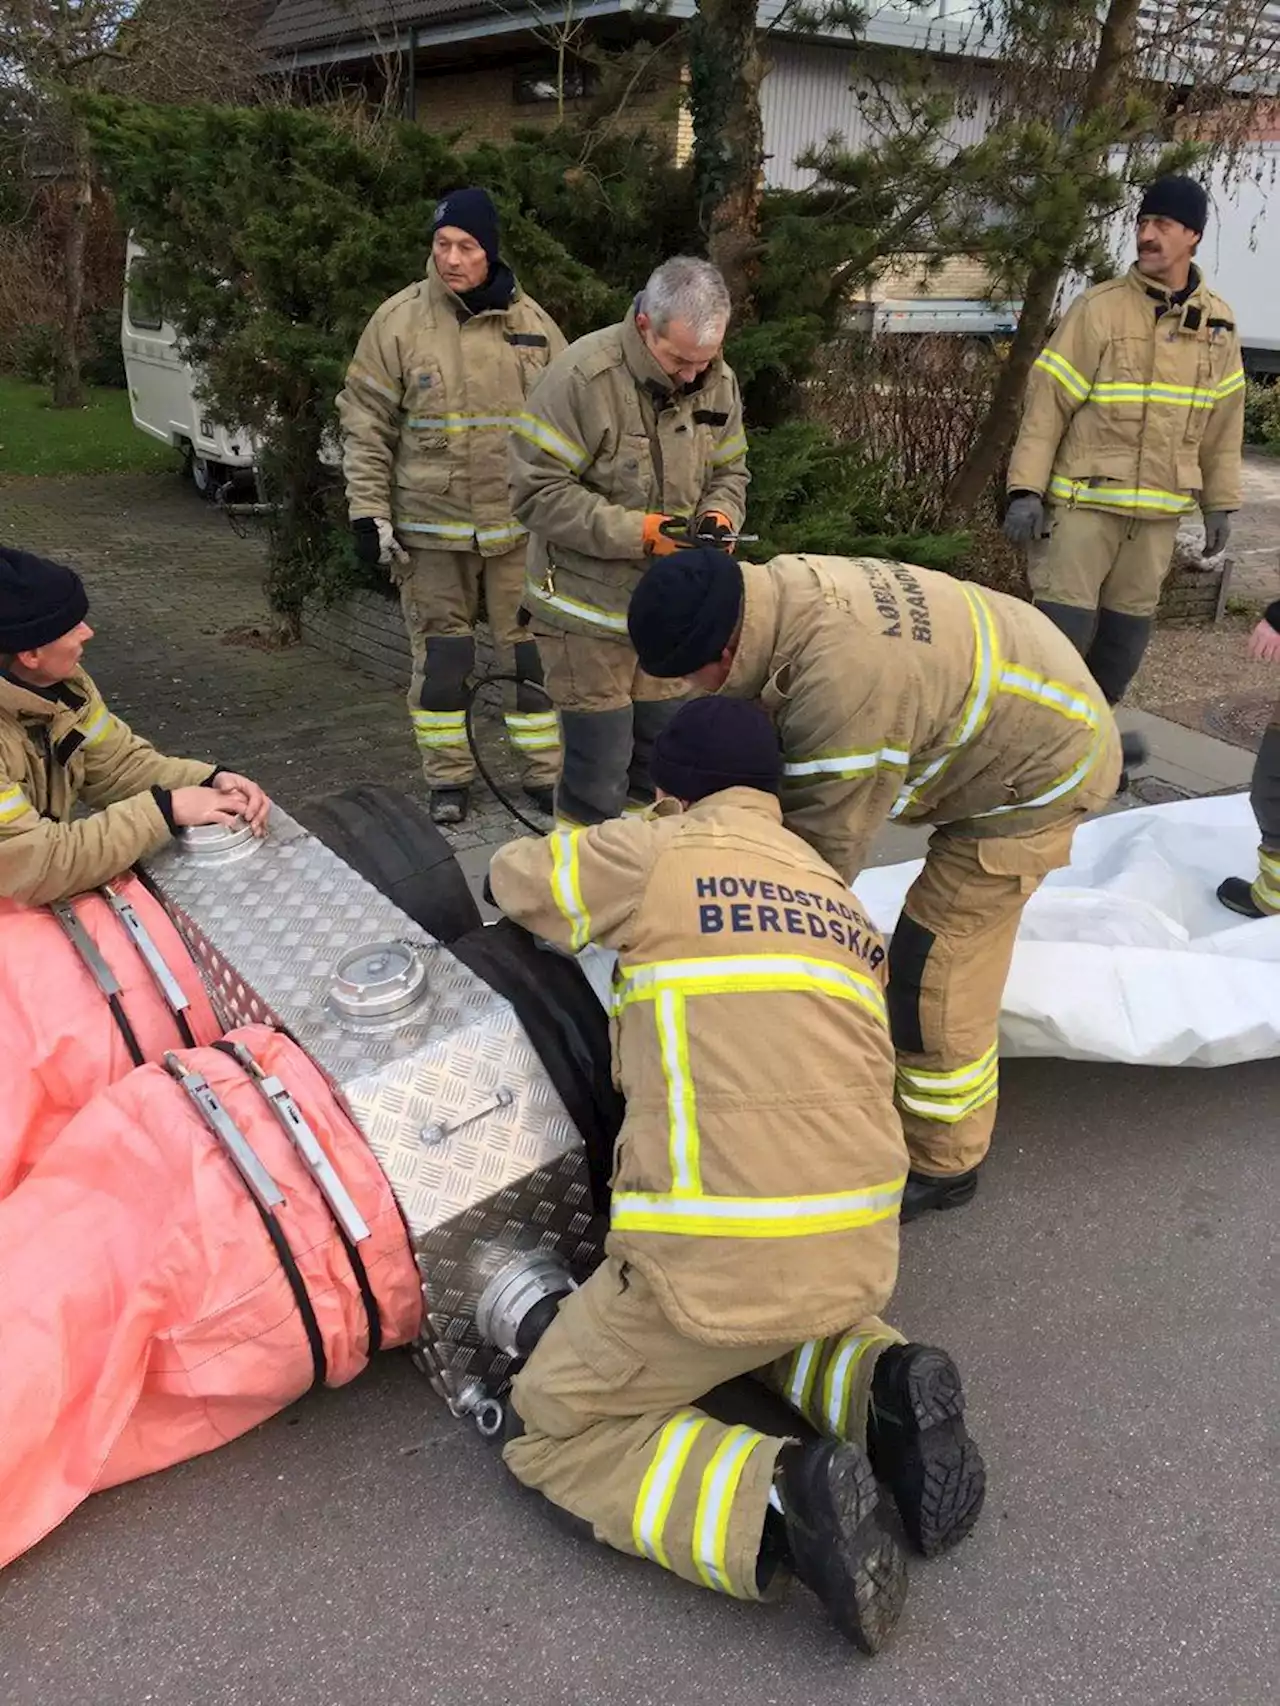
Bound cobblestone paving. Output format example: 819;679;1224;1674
0;471;534;854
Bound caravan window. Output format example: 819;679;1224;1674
125;265;164;332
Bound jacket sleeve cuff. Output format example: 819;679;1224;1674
150;786;178;836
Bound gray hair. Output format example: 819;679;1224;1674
638;256;731;342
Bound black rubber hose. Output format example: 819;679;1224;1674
463;671;555;834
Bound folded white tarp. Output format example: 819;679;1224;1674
852;793;1280;1068
578;794;1280;1068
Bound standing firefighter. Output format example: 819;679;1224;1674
488;698;985;1654
626;548;1121;1220
338;189;566;825
1217;601;1280;919
1004;175;1245;715
509;256;749;828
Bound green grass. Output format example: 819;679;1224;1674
0;376;182;477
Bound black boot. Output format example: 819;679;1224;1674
1217;876;1267;919
523;782;555;816
768;1439;908;1654
430;786;470;826
867;1345;986;1558
1085;609;1152;707
899;1166;980;1223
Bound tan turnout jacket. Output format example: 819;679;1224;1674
338;262;566;557
489;789;907;1346
0;668;213;905
1007;265;1245;519
509;315;749;639
723;555;1121;883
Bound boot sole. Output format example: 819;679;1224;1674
805;1447;909;1654
874;1348;986;1559
899;1173;979;1224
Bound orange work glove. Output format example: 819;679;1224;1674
691;511;736;547
642;513;691;556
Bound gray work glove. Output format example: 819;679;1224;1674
1201;511;1232;559
1002;492;1046;545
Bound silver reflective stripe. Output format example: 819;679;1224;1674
693;1425;764;1593
525;582;630;635
633;1412;706;1567
395;519;477;540
782;745;910;781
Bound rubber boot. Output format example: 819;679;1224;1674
1032;598;1097;656
629;697;685;801
1216;876;1267;919
430;787;470;826
765;1439;908;1654
1085;609;1153;708
899;1166;980;1223
867;1344;986;1558
556;707;634;826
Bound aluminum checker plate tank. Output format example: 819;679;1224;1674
143;807;603;1399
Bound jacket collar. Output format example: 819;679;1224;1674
721;559;782;700
685;786;784;823
1126;261;1203;311
426;258;519;321
621;311;717;404
0;668;87;722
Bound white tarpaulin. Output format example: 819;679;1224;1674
852;792;1280;1068
577;793;1280;1069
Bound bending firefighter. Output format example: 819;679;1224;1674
626;549;1121;1220
0;546;270;906
1217;601;1280;920
338;188;566;825
1005;174;1245;715
488;698;985;1655
509;256;749;828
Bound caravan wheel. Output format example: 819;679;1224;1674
184;447;228;501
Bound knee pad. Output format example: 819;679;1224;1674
1033;599;1097;654
1085;610;1152;706
419;634;476;711
887;913;936;1055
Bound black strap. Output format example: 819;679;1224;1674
53;728;85;766
51;898;145;1068
210;1040;382;1358
243;1189;329;1389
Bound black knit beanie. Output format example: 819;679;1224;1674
1138;175;1208;235
0;546;89;653
433;187;501;267
628;548;745;679
650;697;781;803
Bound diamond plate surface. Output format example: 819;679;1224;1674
144;806;605;1401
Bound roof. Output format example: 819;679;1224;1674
258;0;534;56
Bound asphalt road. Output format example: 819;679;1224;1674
2;1055;1276;1706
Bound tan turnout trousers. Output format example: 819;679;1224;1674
1028;505;1182;620
397;544;560;790
505;1258;903;1600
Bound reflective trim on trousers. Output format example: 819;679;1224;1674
633;1411;707;1570
1254;846;1280;913
411;709;467;751
692;1425;766;1593
505;711;560;754
896;1044;999;1124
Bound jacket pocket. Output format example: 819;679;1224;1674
562;1262;645;1389
598;431;655;510
974;818;1077;890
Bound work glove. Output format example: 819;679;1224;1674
642;513;692;557
691;510;736;547
352;516;408;568
1002;492;1046;545
1201;511;1232;559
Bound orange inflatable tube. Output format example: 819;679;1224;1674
0;879;221;1196
0;1025;423;1569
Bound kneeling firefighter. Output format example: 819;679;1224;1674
487;698;985;1655
625;549;1122;1222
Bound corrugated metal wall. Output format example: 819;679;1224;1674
760;42;995;189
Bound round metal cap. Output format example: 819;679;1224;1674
329;940;428;1021
177;818;258;860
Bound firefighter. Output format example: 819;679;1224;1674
625;548;1121;1219
488;697;985;1653
0;546;271;907
338;188;566;826
1004;174;1245;714
508;255;749;829
1217;601;1280;918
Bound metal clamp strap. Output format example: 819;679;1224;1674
210;1040;384;1359
99;882;196;1048
50;899;145;1067
162;1051;328;1388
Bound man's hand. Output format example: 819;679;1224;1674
1202;511;1232;558
211;770;271;835
691;511;736;547
642;513;690;557
1247;617;1280;663
169;786;251;833
352;516;408;568
1002;492;1046;545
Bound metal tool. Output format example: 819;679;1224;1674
658;517;760;548
99;882;196;1046
162;1051;285;1212
51;898;145;1066
216;1039;370;1242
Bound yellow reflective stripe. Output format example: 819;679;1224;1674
633;1412;707;1569
1254;847;1280;911
410;709;466;749
512;412;591;473
1091;381;1217;411
395;519;477;539
1049;475;1194;515
1034;348;1090;401
897;1081;998;1124
475;526;528;548
1215;367;1245;400
782;745;910;782
897;1047;999;1123
504;711;559;753
81;703;114;748
406;413;521;431
550;828;591;950
692;1426;765;1594
0;785;31;823
890;584;999;819
613;954;887;1028
524;580;630;635
709;431;748;467
656;988;700;1194
997;666;1101;729
786;1340;821;1415
898;1044;997;1094
821;1331;885;1435
972;725;1108;818
347;363;399;403
610;1179;907;1238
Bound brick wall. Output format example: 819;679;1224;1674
414;61;685;154
870;253;997;301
